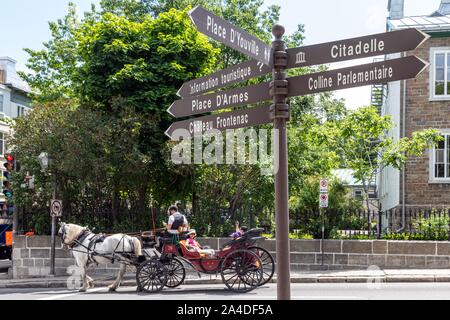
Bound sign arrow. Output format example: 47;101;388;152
165;104;272;140
286;28;429;69
189;6;272;66
177;59;271;98
168;81;271;118
287;55;428;98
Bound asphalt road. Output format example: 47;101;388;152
2;283;450;300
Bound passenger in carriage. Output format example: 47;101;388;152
185;230;215;256
230;220;248;239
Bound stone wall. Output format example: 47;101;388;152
12;236;121;278
200;238;450;271
12;236;450;278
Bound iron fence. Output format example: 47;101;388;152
290;208;450;241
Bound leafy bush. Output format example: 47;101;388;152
289;176;365;239
411;212;450;240
382;211;450;241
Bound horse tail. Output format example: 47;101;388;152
133;237;142;256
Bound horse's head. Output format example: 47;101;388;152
58;222;87;246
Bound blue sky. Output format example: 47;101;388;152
1;0;443;108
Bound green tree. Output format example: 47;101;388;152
16;6;218;231
323;106;444;209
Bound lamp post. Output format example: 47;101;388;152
38;152;56;275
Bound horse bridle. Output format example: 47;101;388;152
58;223;67;244
59;223;90;248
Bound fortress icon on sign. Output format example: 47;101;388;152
295;52;306;64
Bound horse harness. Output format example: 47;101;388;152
65;229;136;266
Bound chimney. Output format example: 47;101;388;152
388;0;405;20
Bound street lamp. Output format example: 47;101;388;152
38;152;56;276
38;152;50;171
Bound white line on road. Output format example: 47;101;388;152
38;287;106;300
229;295;365;300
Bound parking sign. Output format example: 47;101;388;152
319;194;329;208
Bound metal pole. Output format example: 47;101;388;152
270;24;291;300
50;173;57;276
321;208;324;266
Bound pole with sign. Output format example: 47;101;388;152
319;179;328;266
270;24;291;300
166;5;430;300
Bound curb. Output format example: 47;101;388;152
3;275;450;288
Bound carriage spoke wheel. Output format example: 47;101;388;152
249;246;275;286
221;249;263;293
163;257;185;288
136;259;168;293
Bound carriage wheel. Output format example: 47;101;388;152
163;257;185;288
248;246;275;285
136;259;168;293
220;249;263;293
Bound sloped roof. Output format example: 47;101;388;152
388;15;450;31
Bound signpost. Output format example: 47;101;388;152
168;81;271;118
166;5;430;300
320;179;328;194
50;198;61;276
319;180;329;266
188;6;272;66
50;199;63;217
287;56;428;98
286;28;429;69
177;59;270;98
165;104;272;139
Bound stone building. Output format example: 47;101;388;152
379;1;450;214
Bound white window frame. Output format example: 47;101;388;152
429;129;450;183
353;189;363;198
430;47;450;101
0;132;4;157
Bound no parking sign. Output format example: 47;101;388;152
50;199;63;217
319;179;328;193
319;194;329;208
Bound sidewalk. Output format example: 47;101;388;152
2;269;450;288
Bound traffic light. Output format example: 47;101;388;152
3;153;13;182
2;153;15;217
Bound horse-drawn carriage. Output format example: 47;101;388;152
137;228;275;293
59;223;274;293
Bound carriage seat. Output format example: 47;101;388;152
178;240;204;259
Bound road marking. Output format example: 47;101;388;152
37;287;105;300
230;295;365;300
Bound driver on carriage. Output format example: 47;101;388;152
164;205;189;233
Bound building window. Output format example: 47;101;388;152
353;189;363;198
431;49;450;99
432;133;450;180
0;95;3;113
0;133;4;157
17;105;25;117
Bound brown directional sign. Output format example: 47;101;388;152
165;104;272;140
177;59;271;98
189;6;271;66
286;28;429;69
287;55;428;98
168;81;271;118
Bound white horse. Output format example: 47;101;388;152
58;222;143;292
